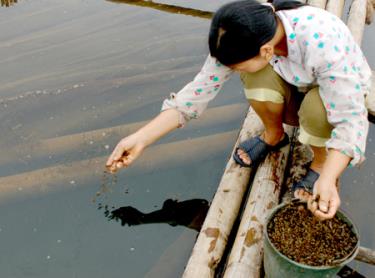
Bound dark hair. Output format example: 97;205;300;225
209;0;306;66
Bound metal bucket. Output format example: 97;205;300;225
263;202;360;278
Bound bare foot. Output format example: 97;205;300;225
294;189;312;202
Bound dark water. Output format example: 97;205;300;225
0;1;374;277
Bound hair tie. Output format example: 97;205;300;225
262;2;275;13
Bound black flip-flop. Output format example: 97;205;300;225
292;168;320;195
233;133;290;168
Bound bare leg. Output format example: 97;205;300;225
294;145;327;200
237;100;285;165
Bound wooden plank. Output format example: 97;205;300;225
182;107;264;278
223;127;294;278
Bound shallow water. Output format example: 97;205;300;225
0;1;374;277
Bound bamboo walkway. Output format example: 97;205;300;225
183;1;375;277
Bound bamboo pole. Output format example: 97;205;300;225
182;108;263;278
0;0;18;7
307;0;327;9
347;0;367;45
356;246;375;265
223;126;294;278
107;0;213;19
326;0;345;17
365;0;375;24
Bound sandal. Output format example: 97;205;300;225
233;133;290;167
292;168;320;195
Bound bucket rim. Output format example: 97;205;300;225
264;200;360;270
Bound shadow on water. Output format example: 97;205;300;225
102;198;209;232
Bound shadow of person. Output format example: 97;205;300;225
103;199;209;231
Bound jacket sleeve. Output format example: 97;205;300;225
161;55;233;127
304;24;372;166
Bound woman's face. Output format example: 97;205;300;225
230;54;269;73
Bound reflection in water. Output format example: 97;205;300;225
1;0;17;7
102;199;209;231
107;0;213;19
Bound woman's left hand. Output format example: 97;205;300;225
307;176;340;220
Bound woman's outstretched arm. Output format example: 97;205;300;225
106;55;233;172
106;108;180;172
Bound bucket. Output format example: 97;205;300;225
263;201;360;278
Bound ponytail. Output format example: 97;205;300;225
209;0;307;66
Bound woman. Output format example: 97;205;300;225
106;0;372;220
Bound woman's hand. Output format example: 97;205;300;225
106;133;146;173
105;109;181;173
307;176;340;220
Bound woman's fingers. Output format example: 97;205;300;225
318;197;329;213
106;141;127;167
308;194;340;220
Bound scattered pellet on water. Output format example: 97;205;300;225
70;180;76;185
18;187;23;191
130;247;135;251
146;189;150;193
33;228;37;232
104;145;109;150
57;240;62;243
89;141;94;145
46;255;51;260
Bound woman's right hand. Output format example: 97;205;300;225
106;133;146;173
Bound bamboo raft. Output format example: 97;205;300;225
182;1;375;277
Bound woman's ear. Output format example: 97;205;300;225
259;44;274;61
